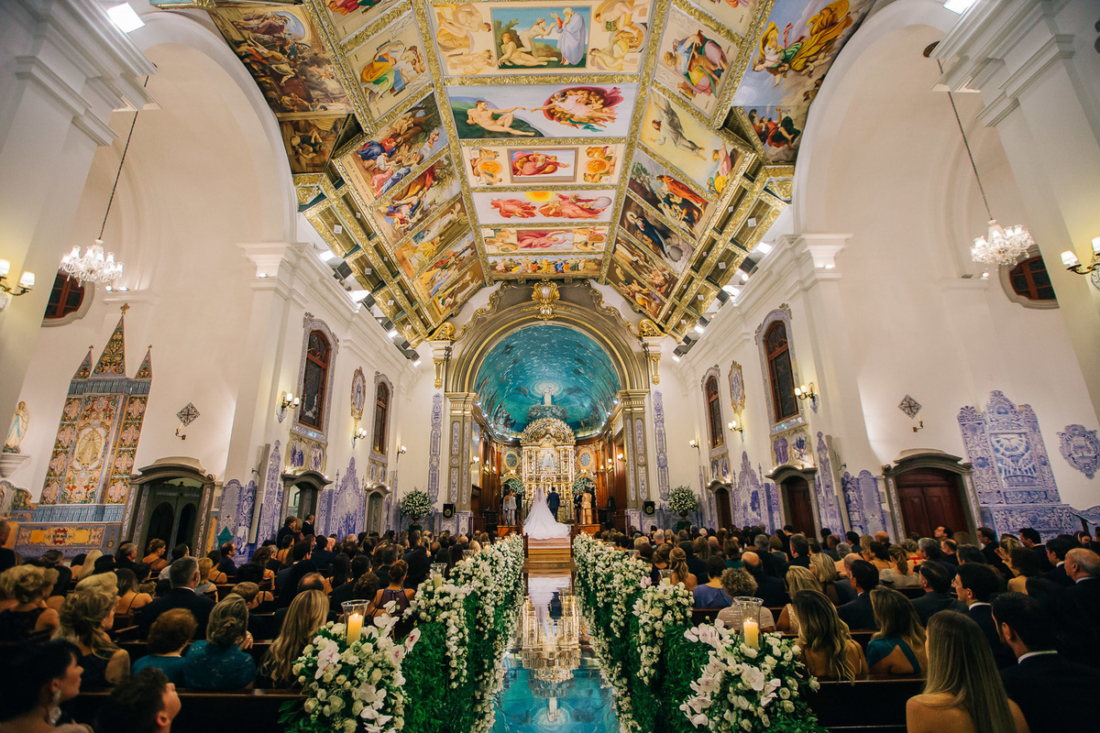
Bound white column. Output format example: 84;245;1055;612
0;0;155;432
935;0;1100;420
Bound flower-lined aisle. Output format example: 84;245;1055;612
282;535;525;733
573;534;826;733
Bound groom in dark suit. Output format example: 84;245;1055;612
547;488;561;520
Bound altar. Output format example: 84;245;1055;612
520;415;576;524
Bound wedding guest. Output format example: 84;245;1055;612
1006;547;1042;594
142;540;168;574
777;566;822;633
692;556;734;609
138;558;215;638
833;553;859;606
194;559;218;599
131;609;195;686
182;595;255;690
723;538;743;569
157;546;189;582
36;551;72;613
0;521;16;574
866;587;926;675
940;539;960;567
879;545;921;589
809;553;841;605
669;548;697;591
837;559;879;630
0;640;93;733
275;540;317;609
56;590;130;687
740;551;786;606
115;544;138;574
954;562;1017;669
403;531;430;590
911;562;966;625
367;561;415;619
833;543;852;576
330;570;379;616
329;556;370;609
114;569;153;617
1064;547;1100;620
329;553;352;591
260;590;329;688
217;542;237;579
1044;537;1074;586
650;543;671;586
1023;577;1100;667
0;565;60;639
716;569;776;632
95;667;181;733
74;551;102;583
236;546;276;586
793;590;867;682
679;541;707;581
906;611;1028;733
789;535;811;568
994;592;1100;733
978;527;1010;577
276;517;299;554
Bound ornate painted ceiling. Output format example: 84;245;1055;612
473;324;621;436
171;0;873;344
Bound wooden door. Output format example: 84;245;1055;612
784;477;815;536
714;488;733;531
896;469;967;539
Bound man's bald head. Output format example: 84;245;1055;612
742;551;760;569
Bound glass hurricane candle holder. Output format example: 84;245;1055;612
430;562;448;587
734;596;763;648
342;600;370;644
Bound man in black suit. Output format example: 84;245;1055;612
276;540;317;608
139;557;216;637
679;541;708;581
823;535;840;562
272;573;327;634
311;536;336;572
1020;527;1053;572
0;521;16;573
1044;537;1074;586
115;542;138;573
954;562;1016;669
789;535;811;568
837;560;879;630
547;488;560;521
994;592;1100;733
977;526;1010;577
911;562;966;625
833;551;858;605
573;490;583;523
217;542;237;579
1065;547;1100;621
403;530;430;590
741;551;787;607
301;514;315;538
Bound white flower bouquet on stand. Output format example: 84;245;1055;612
669;486;699;521
399;490;432;525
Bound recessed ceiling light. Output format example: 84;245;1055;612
387;329;399;339
107;3;144;33
319;250;338;262
943;0;977;13
756;242;773;254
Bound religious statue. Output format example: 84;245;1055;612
543;387;553;406
4;401;29;454
580;489;593;525
540;448;557;471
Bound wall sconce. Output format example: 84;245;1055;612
352;427;368;446
0;260;35;313
276;391;300;422
396;445;407;463
1062;238;1100;277
616;453;624;461
689;439;700;450
727;419;744;437
470;455;480;465
794;383;818;410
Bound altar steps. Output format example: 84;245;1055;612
526;537;573;571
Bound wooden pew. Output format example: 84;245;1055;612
807;674;923;731
66;689;301;733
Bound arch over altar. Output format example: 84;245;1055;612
521;417;576;523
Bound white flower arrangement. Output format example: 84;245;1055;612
398;490;432;519
679;623;822;732
290;614;415;733
669;486;699;517
633;582;693;684
403;579;470;689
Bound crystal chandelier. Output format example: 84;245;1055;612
61;85;144;285
937;58;1034;266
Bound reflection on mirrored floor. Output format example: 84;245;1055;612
491;572;619;732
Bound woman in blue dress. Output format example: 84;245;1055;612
183;595;256;690
866;587;927;675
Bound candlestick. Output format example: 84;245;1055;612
347;612;363;644
743;619;759;649
433;574;443;589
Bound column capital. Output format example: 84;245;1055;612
783;233;852;272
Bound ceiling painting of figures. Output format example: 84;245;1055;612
473;324;621;436
198;0;874;342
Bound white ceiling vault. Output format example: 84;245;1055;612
159;0;874;345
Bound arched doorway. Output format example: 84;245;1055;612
709;481;733;531
883;450;978;540
280;471;333;528
366;489;387;534
125;458;217;557
767;464;820;537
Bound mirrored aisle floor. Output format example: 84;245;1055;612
491;573;619;733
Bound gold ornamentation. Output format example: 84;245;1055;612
638;319;661;337
531;281;561;320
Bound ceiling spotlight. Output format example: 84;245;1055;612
722;284;740;297
319;249;338;262
413;359;422;367
107;3;144;33
387;329;399;339
739;271;749;282
756;242;773;254
672;354;681;362
694;317;709;334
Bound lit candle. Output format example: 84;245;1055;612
347;612;363;644
433;574;443;589
743;619;759;649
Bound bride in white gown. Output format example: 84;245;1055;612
523;485;571;539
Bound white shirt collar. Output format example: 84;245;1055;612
1018;650;1058;663
968;601;991;609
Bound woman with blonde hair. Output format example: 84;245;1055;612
880;545;920;589
0;565;60;639
260;589;329;687
866;587;926;675
113;568;152;616
669;547;697;591
906;611;1028;733
73;551;101;583
777;566;822;633
792;589;867;682
809;553;840;605
183;595;255;690
56;590;129;687
195;558;218;599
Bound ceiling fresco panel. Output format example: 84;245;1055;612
279;114;350;173
606;254;666;321
368;156;462;244
653;5;738;118
461;144;624;188
343;11;432;121
472;189;617;224
482;226;608;255
740;104;807;164
685;0;757;38
449;83;638;139
392;200;470;276
627;147;713;238
617;194;695;274
639;92;738;197
488;253;604;278
428;260;485;321
318;0;405;44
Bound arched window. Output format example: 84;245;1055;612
372;382;389;454
299;331;330;430
765;322;798;422
1008;256;1055;302
44;272;85;320
706;376;724;448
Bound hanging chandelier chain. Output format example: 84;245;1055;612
938;60;992;221
98;76;149;240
